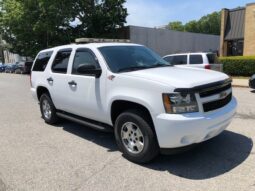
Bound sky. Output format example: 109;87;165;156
124;0;254;27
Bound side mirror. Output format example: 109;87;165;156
77;64;102;78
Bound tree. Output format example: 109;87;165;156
197;12;221;35
167;21;185;32
0;0;127;57
184;20;200;33
167;11;221;35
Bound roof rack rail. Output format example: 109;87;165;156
75;38;130;44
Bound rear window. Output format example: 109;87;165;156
190;55;203;64
206;53;219;64
32;51;53;72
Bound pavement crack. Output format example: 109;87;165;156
74;156;120;190
235;112;255;120
0;177;6;191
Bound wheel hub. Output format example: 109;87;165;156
121;122;144;154
42;100;51;119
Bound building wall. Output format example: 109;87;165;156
244;3;255;56
129;26;220;56
3;50;25;64
220;9;229;57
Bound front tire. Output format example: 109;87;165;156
114;109;159;163
40;93;58;124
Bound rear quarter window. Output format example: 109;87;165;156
32;51;53;72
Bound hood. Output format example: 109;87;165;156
122;66;229;88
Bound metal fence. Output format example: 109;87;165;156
129;26;220;56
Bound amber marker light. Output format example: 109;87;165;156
162;94;172;113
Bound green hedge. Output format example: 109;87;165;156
219;56;255;76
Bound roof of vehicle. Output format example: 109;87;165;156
39;43;142;53
163;52;216;57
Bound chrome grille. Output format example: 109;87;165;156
199;81;232;112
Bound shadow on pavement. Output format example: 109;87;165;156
250;90;255;93
144;130;253;180
57;121;253;180
60;120;118;152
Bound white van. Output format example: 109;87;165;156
163;52;223;72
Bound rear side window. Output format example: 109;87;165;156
190;55;203;64
52;49;72;74
32;51;53;72
207;54;219;64
171;55;187;65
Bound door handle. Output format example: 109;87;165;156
47;77;53;83
68;80;77;86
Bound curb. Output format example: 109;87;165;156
232;85;249;88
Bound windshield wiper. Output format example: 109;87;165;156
149;63;172;68
117;63;172;73
117;66;150;72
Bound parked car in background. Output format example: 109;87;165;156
163;52;223;72
249;74;255;89
0;63;7;72
15;61;34;74
4;61;33;74
4;63;18;73
23;61;33;74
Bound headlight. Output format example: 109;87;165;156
162;93;199;114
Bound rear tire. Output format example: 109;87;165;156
114;109;159;163
40;93;58;124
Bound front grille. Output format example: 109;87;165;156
203;93;232;112
200;83;231;98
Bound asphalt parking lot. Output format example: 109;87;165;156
0;73;254;191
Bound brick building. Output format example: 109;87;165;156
220;3;255;56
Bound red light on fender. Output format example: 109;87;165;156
205;64;211;69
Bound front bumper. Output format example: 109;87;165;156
154;97;237;148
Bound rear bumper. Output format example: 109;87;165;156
154;97;237;148
249;79;255;89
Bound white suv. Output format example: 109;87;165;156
163;52;223;72
31;42;237;163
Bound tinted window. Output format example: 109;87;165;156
171;55;187;65
72;49;98;75
190;55;203;64
164;56;173;63
206;54;219;64
32;51;53;72
99;46;170;73
52;49;72;73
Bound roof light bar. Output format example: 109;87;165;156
75;38;130;44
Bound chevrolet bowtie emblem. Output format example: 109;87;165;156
219;92;228;99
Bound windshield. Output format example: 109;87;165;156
98;46;171;73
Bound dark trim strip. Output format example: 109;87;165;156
174;78;232;93
56;111;113;132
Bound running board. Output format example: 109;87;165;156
56;112;113;132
